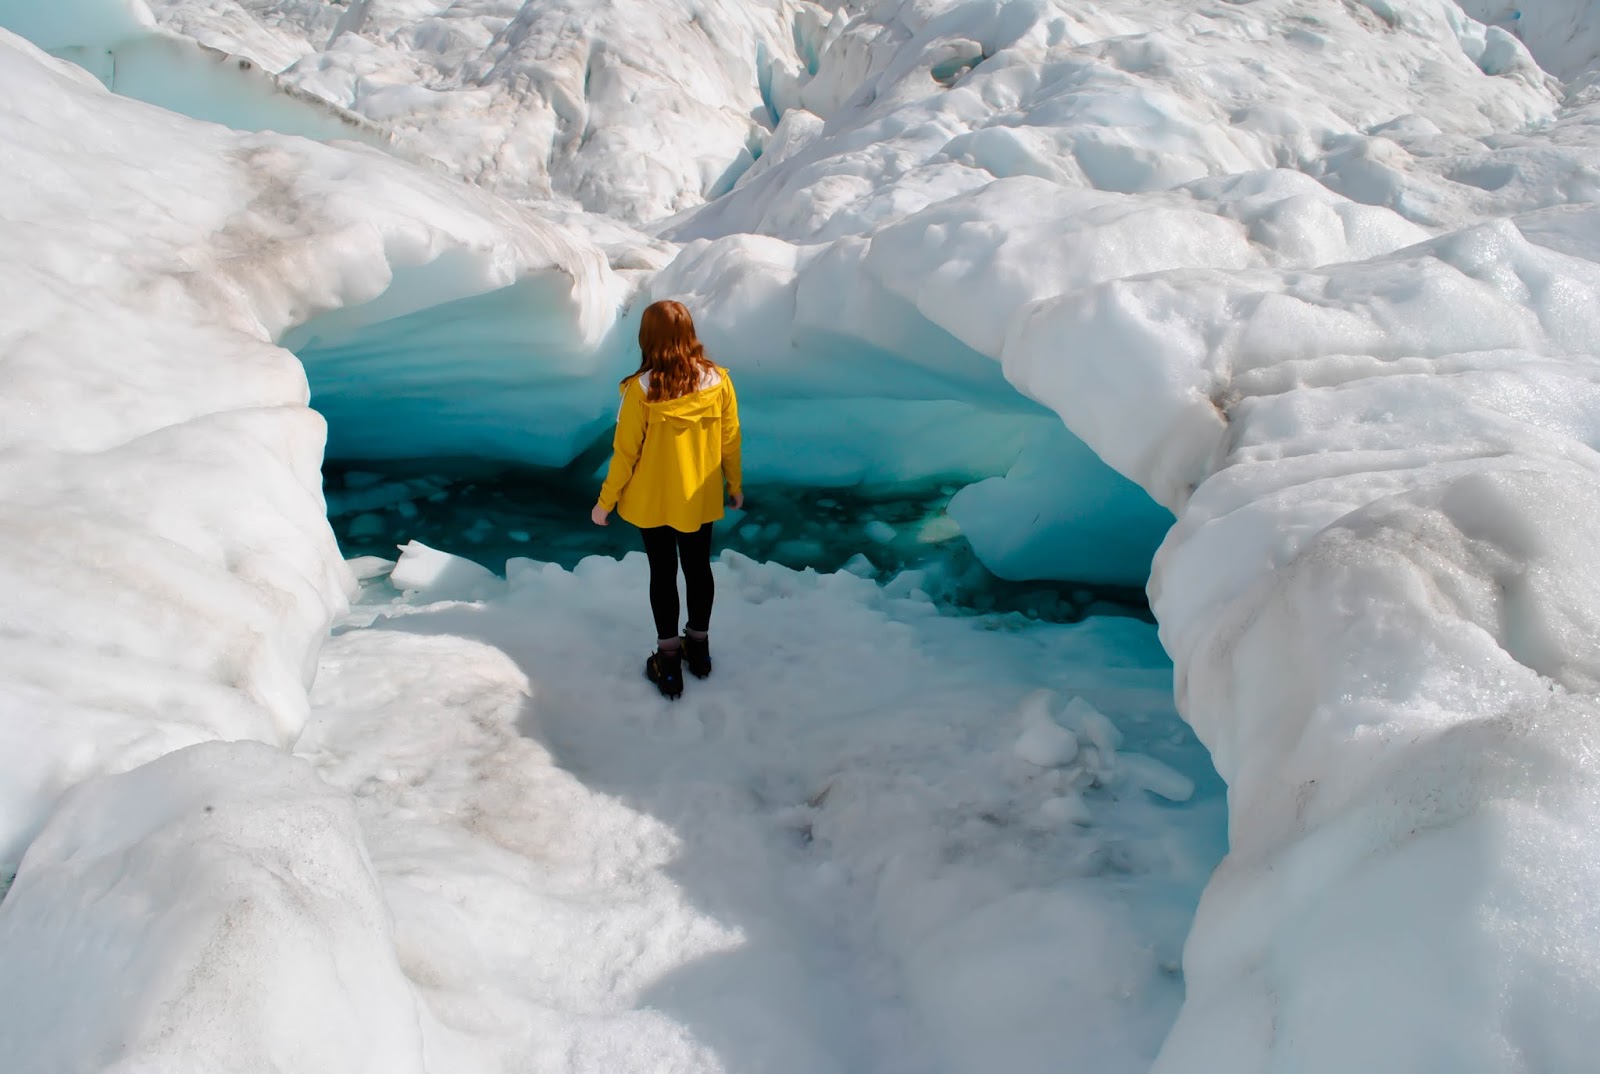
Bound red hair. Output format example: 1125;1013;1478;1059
626;300;717;402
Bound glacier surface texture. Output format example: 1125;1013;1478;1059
1;0;1599;1070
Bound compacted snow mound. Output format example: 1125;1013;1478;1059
0;28;617;1065
1018;213;1600;1071
0;24;610;850
0;741;428;1074
671;0;1556;244
0;30;339;866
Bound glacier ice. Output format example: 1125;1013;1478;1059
0;27;613;1062
2;0;1600;1070
136;0;819;223
947;421;1174;586
1457;0;1600;82
0;741;428;1074
0;0;395;147
0;19;614;850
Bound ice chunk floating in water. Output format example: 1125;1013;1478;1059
322;462;1160;616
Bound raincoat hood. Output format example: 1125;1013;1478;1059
644;374;725;423
597;367;742;533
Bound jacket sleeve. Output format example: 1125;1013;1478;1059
721;372;742;496
597;380;646;511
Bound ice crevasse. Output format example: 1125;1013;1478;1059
2;0;1600;1071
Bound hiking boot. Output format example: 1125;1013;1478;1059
681;634;712;679
645;648;684;699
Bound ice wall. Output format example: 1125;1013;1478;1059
4;0;1181;585
1019;212;1600;1072
0;742;430;1074
0;29;611;1066
0;32;340;860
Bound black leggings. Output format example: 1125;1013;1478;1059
640;523;714;640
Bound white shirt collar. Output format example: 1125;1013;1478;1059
639;367;721;393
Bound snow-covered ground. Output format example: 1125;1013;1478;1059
296;549;1220;1073
2;0;1600;1070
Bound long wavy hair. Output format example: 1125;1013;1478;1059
625;299;717;402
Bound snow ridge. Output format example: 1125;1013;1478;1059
0;27;610;1070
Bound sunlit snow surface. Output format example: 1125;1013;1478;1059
301;550;1221;1074
2;0;1600;1071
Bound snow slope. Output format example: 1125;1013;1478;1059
0;27;610;1068
1074;207;1600;1074
2;0;1600;1071
0;33;344;863
142;0;817;223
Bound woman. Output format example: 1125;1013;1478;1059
592;299;743;699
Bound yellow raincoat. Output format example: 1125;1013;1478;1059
598;368;742;532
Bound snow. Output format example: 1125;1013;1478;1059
0;14;610;910
390;540;503;602
1458;0;1600;82
947;421;1175;584
0;22;1191;1043
0;30;337;869
297;551;1221;1073
0;0;397;146
1011;690;1080;768
136;0;816;223
0;741;428;1074
1;0;1600;1069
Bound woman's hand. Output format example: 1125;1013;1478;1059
591;503;610;526
731;492;744;510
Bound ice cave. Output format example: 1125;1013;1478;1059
2;0;1599;1072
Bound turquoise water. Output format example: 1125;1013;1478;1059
325;460;1153;624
